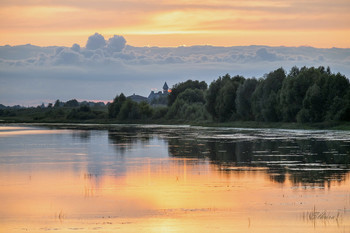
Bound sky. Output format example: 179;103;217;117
1;0;350;48
0;0;350;106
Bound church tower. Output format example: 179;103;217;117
163;82;169;94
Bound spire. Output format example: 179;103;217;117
163;82;169;90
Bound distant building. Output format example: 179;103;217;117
127;82;170;105
148;82;170;103
147;90;162;101
127;93;148;103
163;82;169;94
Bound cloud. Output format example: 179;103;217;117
71;43;81;52
1;33;350;106
53;48;82;65
107;35;126;52
86;33;106;50
255;48;279;61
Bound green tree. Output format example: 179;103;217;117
166;98;209;121
279;66;314;122
66;105;98;120
235;78;258;120
286;66;350;123
339;90;350;121
152;106;168;119
279;66;348;122
108;93;126;118
215;81;236;121
177;89;205;104
326;96;346;121
64;99;79;107
168;80;207;106
206;77;222;119
138;101;153;119
118;99;140;120
54;99;61;108
323;72;349;120
252;68;285;122
298;83;323;122
79;105;91;112
206;74;244;121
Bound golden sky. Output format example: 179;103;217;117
0;0;350;47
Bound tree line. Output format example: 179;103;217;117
1;66;349;124
108;66;350;123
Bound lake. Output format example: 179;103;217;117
0;124;349;232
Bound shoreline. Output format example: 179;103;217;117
1;119;350;131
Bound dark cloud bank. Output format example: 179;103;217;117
1;33;350;106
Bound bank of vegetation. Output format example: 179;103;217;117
1;66;350;129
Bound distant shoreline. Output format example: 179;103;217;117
1;120;350;131
1;67;349;130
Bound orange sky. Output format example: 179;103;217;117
0;0;350;48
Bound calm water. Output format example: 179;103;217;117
0;124;350;232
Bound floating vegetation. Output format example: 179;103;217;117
302;206;343;224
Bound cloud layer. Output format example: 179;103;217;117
1;33;350;106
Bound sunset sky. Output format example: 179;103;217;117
1;0;349;48
1;0;350;106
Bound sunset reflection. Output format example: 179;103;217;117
0;125;349;232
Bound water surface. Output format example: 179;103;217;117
0;124;349;232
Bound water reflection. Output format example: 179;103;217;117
104;125;350;187
72;130;91;141
108;127;145;154
1;125;349;232
2;125;348;187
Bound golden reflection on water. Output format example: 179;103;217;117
1;159;349;233
0;125;350;232
0;126;70;136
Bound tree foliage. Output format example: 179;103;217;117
204;66;349;124
106;67;349;124
64;99;79;107
168;80;207;106
108;93;154;120
251;68;285;122
108;93;126;118
235;78;258;120
206;74;245;121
